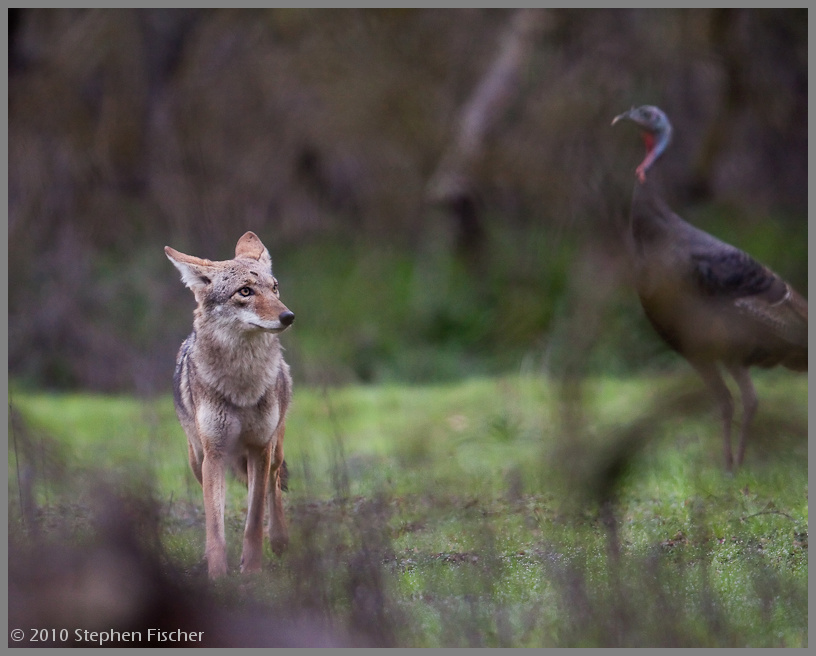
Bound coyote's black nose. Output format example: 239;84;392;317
279;311;295;327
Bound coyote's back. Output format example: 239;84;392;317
165;231;294;579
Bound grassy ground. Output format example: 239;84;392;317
8;370;808;647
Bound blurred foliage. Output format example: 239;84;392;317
8;8;807;392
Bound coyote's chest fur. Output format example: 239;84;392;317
192;327;285;408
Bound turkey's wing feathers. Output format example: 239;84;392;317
692;247;807;348
692;248;776;299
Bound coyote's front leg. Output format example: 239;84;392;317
241;444;272;573
201;449;228;578
268;426;289;555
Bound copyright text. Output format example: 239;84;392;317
11;628;204;645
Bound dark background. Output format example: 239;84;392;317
8;8;808;393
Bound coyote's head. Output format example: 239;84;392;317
165;231;295;335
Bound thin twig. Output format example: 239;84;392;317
10;397;26;528
741;509;795;522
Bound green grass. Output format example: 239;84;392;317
8;371;808;647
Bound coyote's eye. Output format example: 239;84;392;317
238;287;253;297
272;281;279;295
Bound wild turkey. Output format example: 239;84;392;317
612;105;807;471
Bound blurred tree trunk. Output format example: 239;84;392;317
686;9;745;204
425;8;548;260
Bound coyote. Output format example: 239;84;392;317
165;231;295;579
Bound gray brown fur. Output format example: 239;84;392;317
166;231;294;578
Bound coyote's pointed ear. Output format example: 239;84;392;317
235;231;273;270
165;246;215;293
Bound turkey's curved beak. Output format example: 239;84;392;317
611;108;634;126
